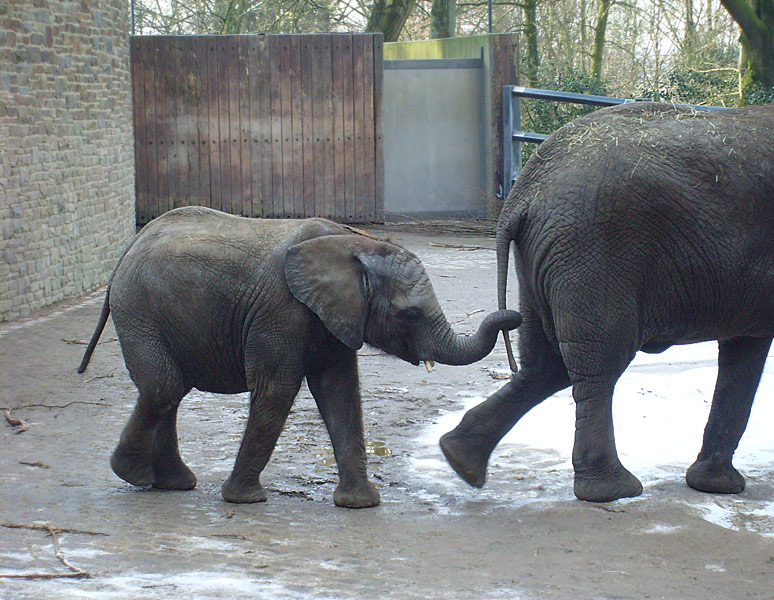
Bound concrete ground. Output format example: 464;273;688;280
1;226;773;600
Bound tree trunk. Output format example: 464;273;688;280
221;0;248;33
365;0;417;42
581;0;589;72
591;0;613;81
522;0;539;86
685;0;697;47
431;0;456;39
721;0;774;93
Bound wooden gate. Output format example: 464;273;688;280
131;33;384;225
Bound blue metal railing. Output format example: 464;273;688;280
502;85;727;198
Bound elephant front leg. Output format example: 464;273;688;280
440;318;571;489
221;377;302;504
571;381;642;502
686;336;772;494
306;347;380;508
440;376;551;488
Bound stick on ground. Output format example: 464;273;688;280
0;523;105;580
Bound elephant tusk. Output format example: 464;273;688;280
424;360;435;373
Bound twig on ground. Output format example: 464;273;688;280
429;242;494;251
4;409;29;433
83;368;117;384
2;401;111;433
0;523;105;580
1;522;109;536
451;309;485;325
46;525;91;578
19;461;50;468
211;533;250;541
0;571;87;580
62;337;117;345
4;401;111;411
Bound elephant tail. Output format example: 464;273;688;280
77;223;148;373
77;287;111;373
496;207;524;373
77;221;152;373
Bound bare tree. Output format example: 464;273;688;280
365;0;418;40
430;0;456;37
591;0;613;80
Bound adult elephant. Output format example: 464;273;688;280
440;102;774;502
79;207;521;508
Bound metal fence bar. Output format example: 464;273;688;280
510;85;635;107
502;85;728;198
501;86;517;202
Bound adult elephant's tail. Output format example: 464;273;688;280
496;208;523;373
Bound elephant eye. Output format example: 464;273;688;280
397;307;424;323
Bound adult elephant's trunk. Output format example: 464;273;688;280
426;309;521;366
497;211;520;372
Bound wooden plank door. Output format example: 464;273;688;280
131;33;384;225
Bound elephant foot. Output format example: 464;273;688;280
221;475;268;504
439;431;488;488
152;463;197;491
333;480;380;509
686;456;745;494
573;463;643;503
111;444;154;487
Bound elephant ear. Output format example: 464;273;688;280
284;235;372;350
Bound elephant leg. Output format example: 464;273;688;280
307;347;380;509
221;376;302;504
570;378;642;502
686;336;772;494
151;403;197;490
440;312;571;488
112;381;188;488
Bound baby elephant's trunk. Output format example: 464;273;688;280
429;309;522;366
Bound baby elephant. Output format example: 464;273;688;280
79;207;521;508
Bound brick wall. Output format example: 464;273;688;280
0;0;135;322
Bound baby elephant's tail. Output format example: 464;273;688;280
77;287;111;374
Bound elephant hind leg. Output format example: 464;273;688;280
686;336;772;494
151;403;197;490
570;379;642;502
559;334;643;503
112;353;191;489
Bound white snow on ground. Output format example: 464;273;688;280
413;341;774;535
15;572;338;600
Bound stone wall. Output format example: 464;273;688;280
0;0;135;322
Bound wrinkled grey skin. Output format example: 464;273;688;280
79;207;521;508
441;103;774;503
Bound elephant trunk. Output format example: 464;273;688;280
426;309;522;366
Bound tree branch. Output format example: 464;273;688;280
720;0;767;42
